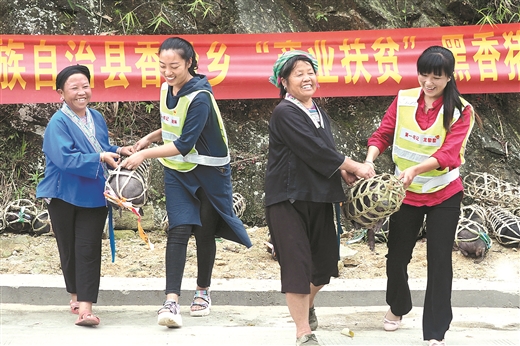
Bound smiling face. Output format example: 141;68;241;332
57;73;91;116
418;71;450;102
159;49;193;94
282;60;317;107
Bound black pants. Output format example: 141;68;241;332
165;188;219;296
48;198;107;303
386;192;462;341
265;200;339;294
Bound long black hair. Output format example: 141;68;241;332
158;37;199;76
417;46;463;131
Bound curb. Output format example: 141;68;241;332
1;274;518;308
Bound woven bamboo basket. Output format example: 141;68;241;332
3;199;37;233
0;210;5;233
105;160;151;209
232;192;246;219
342;173;406;229
486;206;520;247
463;172;520;209
455;204;491;250
32;210;52;236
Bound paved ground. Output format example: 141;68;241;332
1;275;519;346
1;305;519;346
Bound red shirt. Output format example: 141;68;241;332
368;91;474;207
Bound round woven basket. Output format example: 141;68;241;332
342;173;405;229
463;172;520;208
232;192;246;219
32;210;52;236
3;199;37;233
0;211;5;233
486;205;520;247
455;204;490;248
105;161;150;209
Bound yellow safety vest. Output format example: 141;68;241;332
158;83;230;172
392;87;474;193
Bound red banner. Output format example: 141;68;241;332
1;24;519;104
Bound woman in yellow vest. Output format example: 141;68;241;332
364;46;481;346
121;37;251;328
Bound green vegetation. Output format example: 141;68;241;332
477;0;520;26
186;0;214;19
63;0;215;34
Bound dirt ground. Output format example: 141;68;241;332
1;226;519;283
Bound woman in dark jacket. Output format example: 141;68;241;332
264;50;375;346
121;37;251;328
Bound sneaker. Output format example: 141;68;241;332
157;300;182;328
309;306;318;331
296;333;320;346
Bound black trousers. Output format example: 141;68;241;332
265;200;339;294
386;192;462;341
48;198;107;303
165;188;219;296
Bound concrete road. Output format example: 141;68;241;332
1;274;519;345
1;304;519;346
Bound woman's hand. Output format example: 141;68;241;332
133;136;152;152
102;152;122;169
120;151;146;170
353;161;376;180
341;170;358;186
118;145;135;157
397;166;419;189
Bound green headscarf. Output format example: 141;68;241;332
269;50;319;88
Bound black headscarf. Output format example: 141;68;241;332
56;65;91;90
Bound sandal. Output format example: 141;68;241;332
75;312;100;326
69;300;79;315
309;306;318;331
429;340;446;346
190;289;211;317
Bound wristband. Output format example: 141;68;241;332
116;147;122;155
100;152;105;163
364;160;375;168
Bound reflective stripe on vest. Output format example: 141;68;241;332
392;87;474;193
158;83;230;172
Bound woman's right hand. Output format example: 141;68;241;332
341;170;358;186
133;136;151;152
120;151;146;171
103;152;121;169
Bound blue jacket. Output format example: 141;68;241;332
36;108;118;207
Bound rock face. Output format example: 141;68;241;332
0;0;518;229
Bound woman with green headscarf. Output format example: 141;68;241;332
264;50;375;346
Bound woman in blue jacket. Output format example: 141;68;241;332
36;65;132;326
